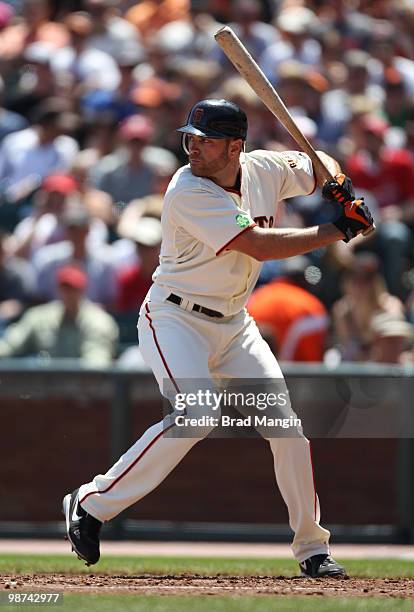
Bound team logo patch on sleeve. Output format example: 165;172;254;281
236;214;250;228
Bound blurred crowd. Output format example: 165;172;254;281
1;0;414;366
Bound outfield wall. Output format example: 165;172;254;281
0;361;412;542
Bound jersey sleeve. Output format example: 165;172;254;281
266;150;317;199
170;187;255;255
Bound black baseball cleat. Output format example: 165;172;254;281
299;554;347;578
62;488;102;566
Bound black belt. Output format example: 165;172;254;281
167;293;224;318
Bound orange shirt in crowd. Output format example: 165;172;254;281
247;279;328;362
126;0;189;39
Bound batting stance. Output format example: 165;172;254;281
63;99;373;577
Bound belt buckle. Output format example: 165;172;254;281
180;298;193;312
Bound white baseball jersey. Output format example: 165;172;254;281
77;148;332;564
151;150;316;316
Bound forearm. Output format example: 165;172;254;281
231;224;344;261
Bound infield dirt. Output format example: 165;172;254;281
2;574;414;598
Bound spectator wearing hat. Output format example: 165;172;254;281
346;114;414;297
11;173;78;260
117;193;163;234
11;172;109;261
347;115;414;213
0;264;118;365
152;0;220;65
91;114;158;206
230;0;278;58
82;0;143;60
322;50;384;130
0;98;79;204
368;313;414;364
259;7;322;84
332;253;404;362
0;230;35;333
50;12;121;94
209;0;276;71
247;256;329;362
268;60;341;146
81;48;143;124
368;30;414;98
115;215;162;313
33;200;117;308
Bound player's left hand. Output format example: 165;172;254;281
332;196;375;242
322;173;355;203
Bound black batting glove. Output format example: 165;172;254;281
333;197;374;242
322;173;355;203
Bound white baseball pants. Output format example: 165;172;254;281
79;298;330;562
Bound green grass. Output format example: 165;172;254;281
63;595;414;612
0;554;414;578
14;595;414;612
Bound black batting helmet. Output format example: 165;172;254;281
176;99;248;141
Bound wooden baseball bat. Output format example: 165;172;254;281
214;26;331;185
214;26;375;235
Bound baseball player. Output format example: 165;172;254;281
63;99;373;577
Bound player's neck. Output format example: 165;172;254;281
208;161;241;190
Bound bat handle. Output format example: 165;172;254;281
362;224;376;237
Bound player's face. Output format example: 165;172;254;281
187;135;233;177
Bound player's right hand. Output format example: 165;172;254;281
332;197;375;243
322;173;355;203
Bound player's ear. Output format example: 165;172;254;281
229;138;243;157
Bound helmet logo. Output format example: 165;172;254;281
193;108;204;125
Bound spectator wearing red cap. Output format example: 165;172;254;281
11;174;78;260
0;263;118;365
346;113;414;297
90;114;159;207
11;174;108;261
